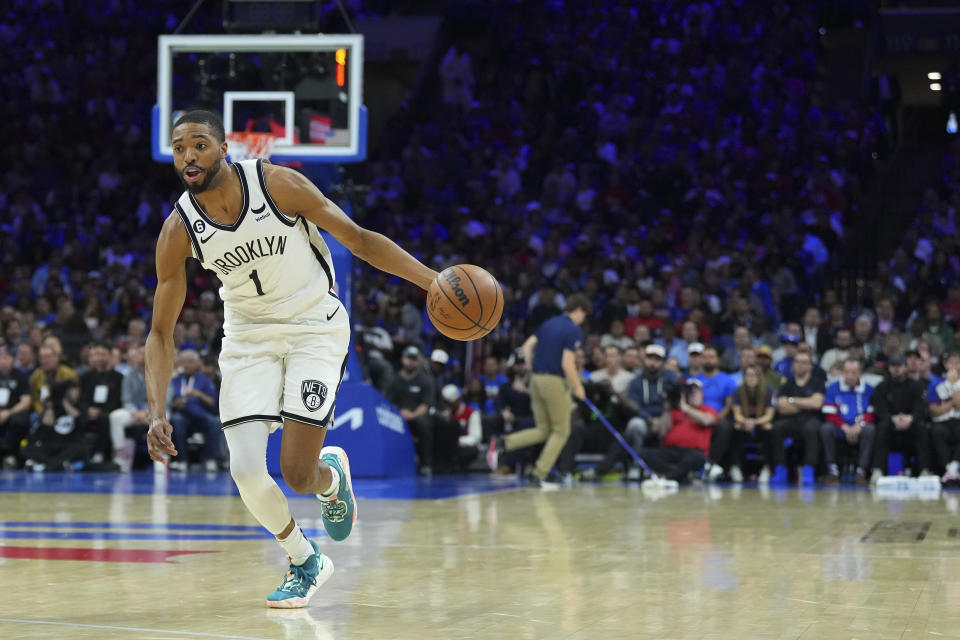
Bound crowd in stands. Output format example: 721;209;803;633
4;0;960;483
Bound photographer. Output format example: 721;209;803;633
635;379;717;483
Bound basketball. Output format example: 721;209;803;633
427;264;503;341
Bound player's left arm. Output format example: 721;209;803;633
265;164;438;290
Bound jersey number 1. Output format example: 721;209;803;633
249;269;265;296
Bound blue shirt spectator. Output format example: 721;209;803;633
476;356;508;415
693;347;737;414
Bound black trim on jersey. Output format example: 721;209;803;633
280;410;330;429
221;414;282;429
187;163;250;231
300;217;334;291
256;159;298;227
174;203;204;263
317;351;350;427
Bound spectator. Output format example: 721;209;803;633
358;325;395;394
438;46;475;111
624;298;662;340
15;344;36;376
167;349;222;473
821;359;876;485
589;346;632;395
685;342;705;377
22;379;86;472
433;384;481;473
428;348;453;403
600;319;634;351
635;379;717;483
386;345;436;476
923;301;954;352
30;344;78;413
694;346;738;481
871;354;931;483
721;327;754;373
772;351;825;485
907;348;933;388
586;344;677;480
668;321;701;371
820;328;854;374
928;351;960;486
0;347;32;469
801;307;828;359
728;365;777;483
108;344;149;472
476;356;507;416
874;297;900;334
730;346;757;386
755;346;786;390
773;333;801;378
621;345;641;375
77;342;124;466
852;315;878;361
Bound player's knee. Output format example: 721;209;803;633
280;461;316;494
230;465;265;492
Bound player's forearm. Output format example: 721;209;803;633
356;231;438;290
145;333;176;421
562;361;584;397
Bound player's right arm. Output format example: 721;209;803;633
145;213;192;462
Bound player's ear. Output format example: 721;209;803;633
220;140;228;160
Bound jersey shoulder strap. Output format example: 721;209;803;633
235;159;299;227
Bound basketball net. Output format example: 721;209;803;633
226;131;277;162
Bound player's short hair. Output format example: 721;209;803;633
173;109;226;143
565;293;593;315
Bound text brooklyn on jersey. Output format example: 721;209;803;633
210;235;288;276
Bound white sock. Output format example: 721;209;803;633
319;467;341;499
278;525;315;566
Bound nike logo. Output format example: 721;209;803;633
199;231;217;244
252;203;266;214
326;306;340;321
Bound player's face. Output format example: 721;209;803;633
171;123;225;194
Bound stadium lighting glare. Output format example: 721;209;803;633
931;83;942;91
929;72;942;80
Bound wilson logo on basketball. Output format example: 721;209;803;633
443;270;470;307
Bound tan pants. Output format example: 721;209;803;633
504;373;572;479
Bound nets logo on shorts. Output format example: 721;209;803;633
301;380;328;412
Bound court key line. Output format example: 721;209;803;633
0;618;275;640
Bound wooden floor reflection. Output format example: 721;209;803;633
1;477;959;640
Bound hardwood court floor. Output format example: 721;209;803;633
0;473;959;640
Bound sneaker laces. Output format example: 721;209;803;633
321;498;347;523
277;561;317;594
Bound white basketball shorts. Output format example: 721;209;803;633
218;292;350;432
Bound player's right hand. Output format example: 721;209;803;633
147;417;178;462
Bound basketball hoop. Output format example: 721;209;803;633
226;131;277;162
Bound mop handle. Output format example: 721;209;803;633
581;397;657;478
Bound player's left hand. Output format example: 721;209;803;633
147;417;178;462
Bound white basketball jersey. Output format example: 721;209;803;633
174;159;336;327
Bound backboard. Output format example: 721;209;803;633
153;34;366;164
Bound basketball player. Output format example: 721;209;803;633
145;110;438;608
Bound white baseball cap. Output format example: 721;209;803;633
441;384;461;403
644;344;666;358
430;349;449;365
